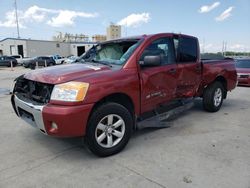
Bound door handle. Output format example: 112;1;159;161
168;68;176;74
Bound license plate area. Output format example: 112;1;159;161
18;107;37;127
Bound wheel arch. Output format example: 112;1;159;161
214;76;227;98
87;93;136;128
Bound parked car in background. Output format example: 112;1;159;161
23;56;56;69
50;55;65;65
236;58;250;86
10;55;23;65
64;55;78;64
0;56;17;67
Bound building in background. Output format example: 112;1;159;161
106;24;121;40
53;32;89;42
0;38;96;57
0;24;124;57
92;35;107;42
69;42;96;56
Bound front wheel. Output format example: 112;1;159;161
85;103;133;157
203;81;225;112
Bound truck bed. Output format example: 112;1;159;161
201;58;237;91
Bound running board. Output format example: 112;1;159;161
136;99;194;130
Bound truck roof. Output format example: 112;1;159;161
103;33;197;43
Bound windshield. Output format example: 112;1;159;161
236;59;250;68
80;39;142;65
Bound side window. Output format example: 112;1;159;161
178;37;198;62
140;38;175;65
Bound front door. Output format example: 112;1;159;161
139;37;177;113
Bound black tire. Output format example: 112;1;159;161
85;102;133;157
203;81;225;112
29;63;35;70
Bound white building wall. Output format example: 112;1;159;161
0;39;27;57
70;43;95;56
0;38;96;58
26;40;70;57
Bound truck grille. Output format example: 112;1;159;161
13;75;54;104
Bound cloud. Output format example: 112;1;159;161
23;5;57;23
117;13;150;28
215;7;234;21
0;10;26;28
199;2;220;13
228;44;249;51
0;5;98;28
47;10;98;27
200;43;213;50
200;42;250;53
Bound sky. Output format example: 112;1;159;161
0;0;249;52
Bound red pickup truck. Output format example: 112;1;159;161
11;33;237;156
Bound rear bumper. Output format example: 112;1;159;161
238;77;250;86
12;95;94;137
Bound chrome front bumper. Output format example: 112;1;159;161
14;95;47;134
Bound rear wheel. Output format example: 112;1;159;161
203;81;225;112
29;63;35;70
85;103;133;157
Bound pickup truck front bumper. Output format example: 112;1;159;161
11;95;94;137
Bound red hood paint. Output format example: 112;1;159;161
236;68;250;74
24;64;111;84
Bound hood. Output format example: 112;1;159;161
236;68;250;74
24;63;111;84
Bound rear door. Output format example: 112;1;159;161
174;35;201;98
4;56;11;66
6;57;15;66
139;37;178;113
39;57;47;66
0;56;5;66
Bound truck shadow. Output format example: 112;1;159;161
26;99;206;159
28;97;248;160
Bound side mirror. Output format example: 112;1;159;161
140;55;161;67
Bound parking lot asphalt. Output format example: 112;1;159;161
0;66;249;188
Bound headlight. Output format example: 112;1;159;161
51;81;89;102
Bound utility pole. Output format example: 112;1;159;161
222;41;225;56
14;0;20;38
224;42;227;56
202;38;205;53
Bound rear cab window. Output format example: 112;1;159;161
174;35;199;63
